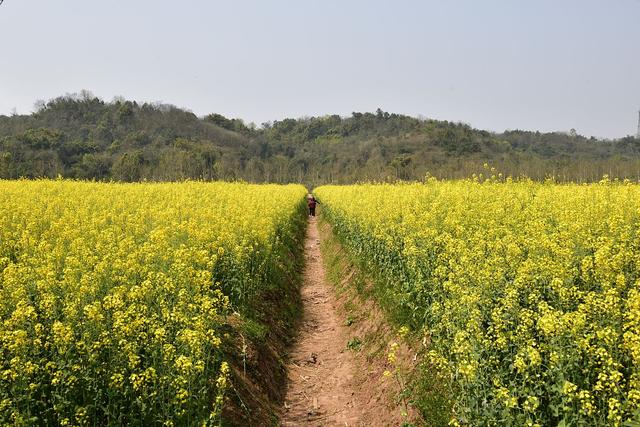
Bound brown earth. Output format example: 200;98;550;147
316;219;424;427
281;216;364;426
281;216;423;426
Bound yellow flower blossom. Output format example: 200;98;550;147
0;180;307;425
316;181;640;425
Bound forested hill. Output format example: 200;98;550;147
2;93;639;185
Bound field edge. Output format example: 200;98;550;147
220;199;308;426
317;216;440;426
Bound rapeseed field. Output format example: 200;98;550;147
0;180;307;425
317;178;640;426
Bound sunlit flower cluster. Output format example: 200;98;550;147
0;180;307;425
316;179;640;425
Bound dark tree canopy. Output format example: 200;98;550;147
1;92;639;185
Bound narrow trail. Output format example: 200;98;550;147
281;216;363;426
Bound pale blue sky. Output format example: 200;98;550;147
0;0;638;138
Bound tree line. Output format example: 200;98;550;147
2;92;640;186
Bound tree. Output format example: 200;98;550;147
1;92;639;183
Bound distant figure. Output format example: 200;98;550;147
307;195;319;217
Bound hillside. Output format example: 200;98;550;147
2;93;639;184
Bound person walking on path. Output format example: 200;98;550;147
307;195;319;217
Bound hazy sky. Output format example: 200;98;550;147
1;0;639;138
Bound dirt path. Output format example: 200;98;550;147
281;216;363;426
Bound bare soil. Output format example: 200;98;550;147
281;216;364;426
317;220;423;427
